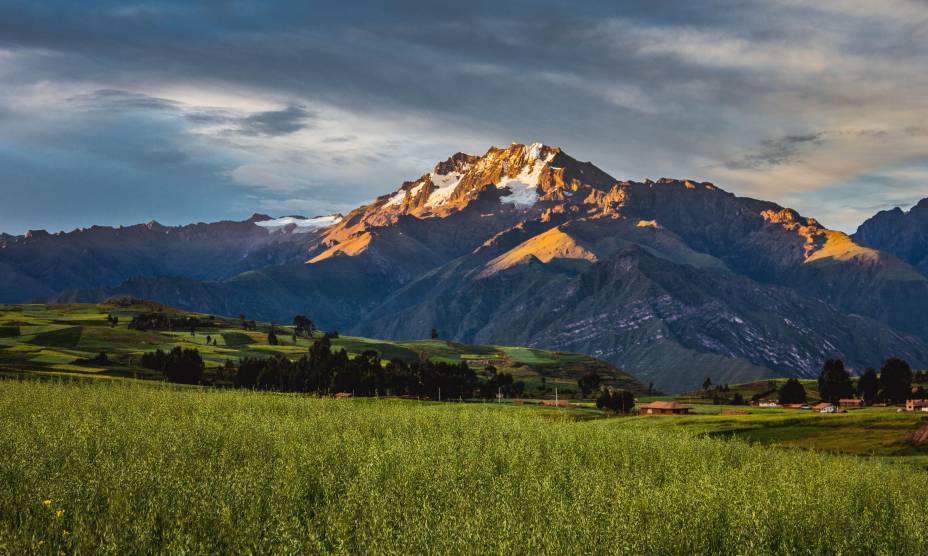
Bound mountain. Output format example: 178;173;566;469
10;143;928;391
853;198;928;277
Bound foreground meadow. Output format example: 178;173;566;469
1;381;927;554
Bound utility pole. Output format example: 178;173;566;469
438;387;441;402
555;386;558;407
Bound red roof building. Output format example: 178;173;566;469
639;401;692;415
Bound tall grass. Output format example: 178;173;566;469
0;380;926;554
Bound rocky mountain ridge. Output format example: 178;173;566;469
8;143;928;391
854;198;928;277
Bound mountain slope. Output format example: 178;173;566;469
354;234;928;392
11;143;928;392
853;198;928;277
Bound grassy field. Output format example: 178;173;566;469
2;379;928;554
0;302;645;396
620;406;928;467
0;381;928;554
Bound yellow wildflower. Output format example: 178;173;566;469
55;509;65;519
43;499;53;507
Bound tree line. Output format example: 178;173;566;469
777;357;924;404
141;337;528;399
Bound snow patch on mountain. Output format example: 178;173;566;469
426;171;464;207
496;152;554;208
256;214;342;232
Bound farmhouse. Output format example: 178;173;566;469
812;402;836;413
905;399;928;412
838;399;863;409
639;401;691;415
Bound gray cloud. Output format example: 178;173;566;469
70;89;180;112
0;1;926;233
238;105;316;137
725;133;828;170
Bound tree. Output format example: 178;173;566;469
818;359;853;404
142;346;204;384
430;328;439;340
267;328;279;346
702;377;713;392
778;378;807;404
577;372;601;397
596;388;635;414
293;315;315;337
856;367;879;404
879;357;912;404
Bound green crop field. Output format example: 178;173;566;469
0;302;645;396
1;380;927;554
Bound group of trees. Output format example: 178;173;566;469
596;388;635;413
238;314;257;331
234;337;479;398
129;313;206;332
577;372;601;397
778;378;807;404
141;346;204;384
817;357;917;404
292;315;315;337
699;378;745;405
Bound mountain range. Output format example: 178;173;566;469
3;143;926;392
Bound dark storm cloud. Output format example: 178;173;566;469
0;1;926;233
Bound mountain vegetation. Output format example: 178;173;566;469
0;301;647;397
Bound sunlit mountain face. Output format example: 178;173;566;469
4;143;927;392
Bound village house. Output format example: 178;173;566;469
838;399;864;409
812;402;836;413
905;399;928;412
639;401;692;415
755;400;780;408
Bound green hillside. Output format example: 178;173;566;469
0;301;647;396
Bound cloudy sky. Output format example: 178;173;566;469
1;1;926;234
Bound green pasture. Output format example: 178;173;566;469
0;380;926;554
